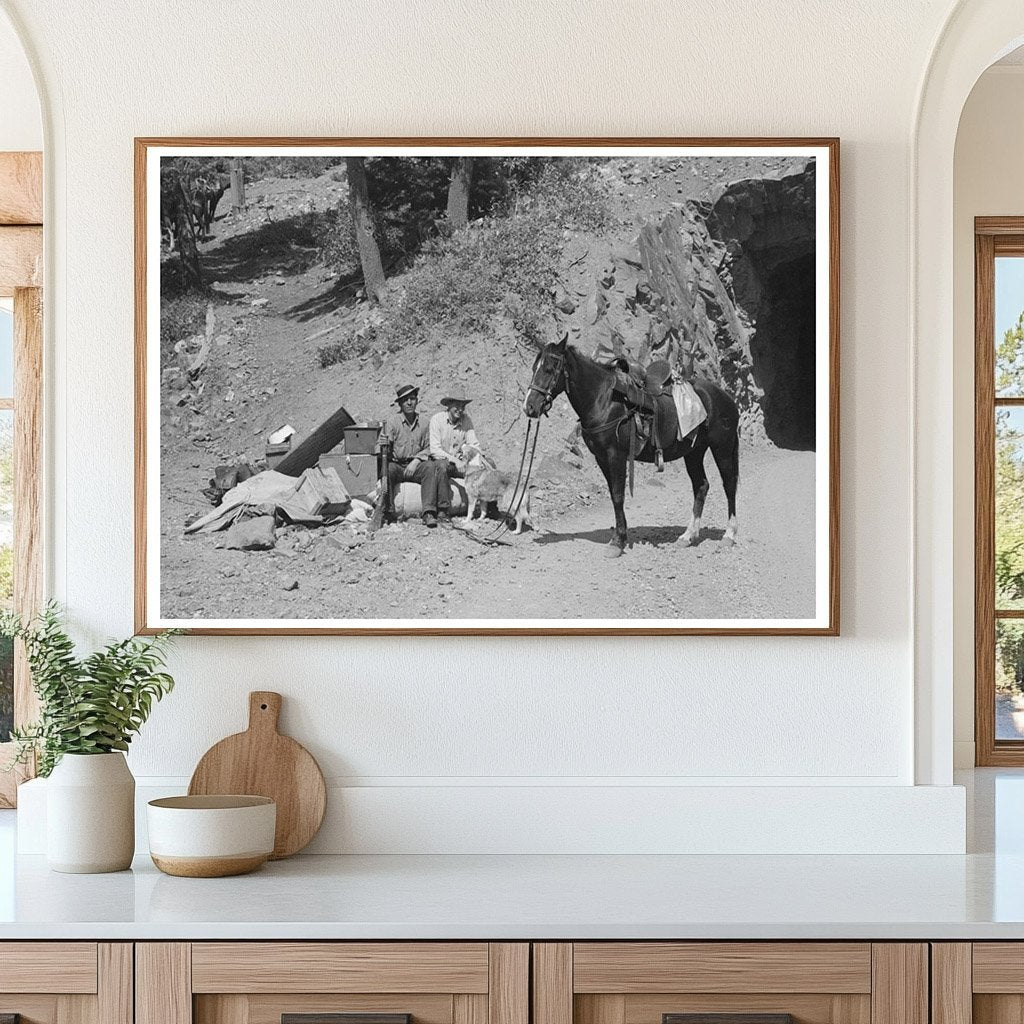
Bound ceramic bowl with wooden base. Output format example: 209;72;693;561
147;795;276;877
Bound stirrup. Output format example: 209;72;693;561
655;447;664;472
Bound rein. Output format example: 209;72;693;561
463;418;541;546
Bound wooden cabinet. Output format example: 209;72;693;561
0;943;132;1024
0;937;964;1024
532;944;928;1024
136;944;528;1024
932;943;1024;1024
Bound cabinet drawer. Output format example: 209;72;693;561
191;943;490;993
0;942;98;993
533;944;925;1024
140;943;528;1024
572;944;872;994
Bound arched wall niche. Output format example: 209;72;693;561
914;1;1024;785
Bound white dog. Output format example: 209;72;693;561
460;444;534;534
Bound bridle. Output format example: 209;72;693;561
525;348;566;416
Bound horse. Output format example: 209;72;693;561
523;335;740;558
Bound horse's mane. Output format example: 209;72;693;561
565;344;616;379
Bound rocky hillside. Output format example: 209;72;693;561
161;154;817;504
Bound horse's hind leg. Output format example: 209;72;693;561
682;448;710;546
710;433;740;546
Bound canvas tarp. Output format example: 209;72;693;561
672;380;708;441
184;468;352;534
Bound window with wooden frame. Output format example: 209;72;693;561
0;151;43;806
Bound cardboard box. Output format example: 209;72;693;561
317;452;378;498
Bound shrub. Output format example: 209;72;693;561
242;156;343;181
319;200;360;277
368;212;563;353
511;159;613;233
318;342;346;369
160;292;207;363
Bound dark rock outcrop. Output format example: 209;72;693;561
558;161;819;449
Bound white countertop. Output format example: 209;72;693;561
0;769;1021;941
0;849;1021;940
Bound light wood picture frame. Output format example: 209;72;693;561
135;137;839;636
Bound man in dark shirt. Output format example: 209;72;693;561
381;384;450;528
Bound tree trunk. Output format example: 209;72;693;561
345;157;385;301
446;157;473;231
175;178;203;289
229;157;246;213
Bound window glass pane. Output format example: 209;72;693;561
998;620;1024;740
997;407;1024;609
0;305;11;400
996;256;1024;396
0;409;12;742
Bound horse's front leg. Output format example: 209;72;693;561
598;447;628;558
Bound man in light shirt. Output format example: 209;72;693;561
428;392;479;523
380;383;451;528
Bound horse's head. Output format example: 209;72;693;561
523;334;568;419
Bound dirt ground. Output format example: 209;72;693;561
158;158;817;624
159;441;815;622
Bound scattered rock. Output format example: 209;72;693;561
281;578;299;591
553;287;577;314
224;515;276;551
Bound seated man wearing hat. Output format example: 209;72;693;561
381;384;451;528
427;392;480;524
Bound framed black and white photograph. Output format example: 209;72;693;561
135;137;839;635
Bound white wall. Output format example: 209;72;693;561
0;8;39;151
2;0;972;852
952;66;1024;767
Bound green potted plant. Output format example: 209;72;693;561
2;603;178;873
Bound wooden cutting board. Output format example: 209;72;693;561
188;691;326;859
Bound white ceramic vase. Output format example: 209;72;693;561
46;752;135;873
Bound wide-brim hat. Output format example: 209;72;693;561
394;384;419;404
440;392;472;407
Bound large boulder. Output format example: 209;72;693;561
224;515;276;550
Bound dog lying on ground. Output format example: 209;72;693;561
461;445;534;534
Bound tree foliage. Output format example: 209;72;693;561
996;313;1024;609
996;312;1024;690
998;310;1024;395
1;604;179;776
318;159;612;362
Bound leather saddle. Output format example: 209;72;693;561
607;358;680;466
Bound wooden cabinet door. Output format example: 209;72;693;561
137;943;528;1024
533;944;928;1024
0;943;131;1024
939;943;1024;1024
